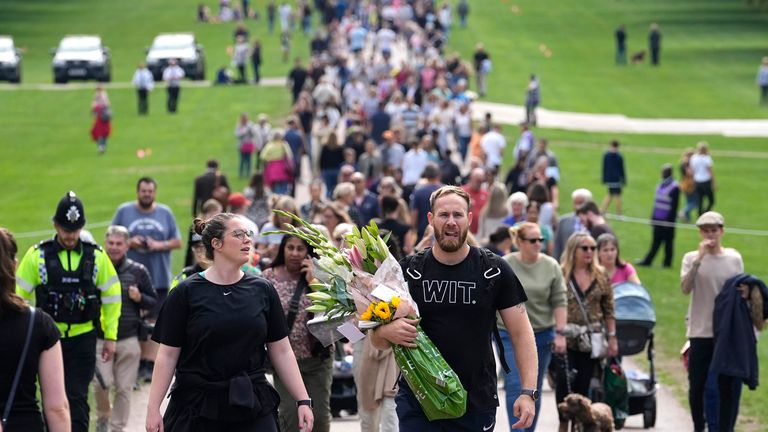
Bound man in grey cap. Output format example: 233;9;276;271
680;211;743;432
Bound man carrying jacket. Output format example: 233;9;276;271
16;192;122;432
680;211;743;432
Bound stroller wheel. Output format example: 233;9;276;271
642;398;656;428
614;418;625;429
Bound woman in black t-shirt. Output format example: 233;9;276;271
146;214;314;432
0;228;69;432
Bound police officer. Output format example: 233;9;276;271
169;233;209;290
15;192;122;432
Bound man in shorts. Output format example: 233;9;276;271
601;140;626;215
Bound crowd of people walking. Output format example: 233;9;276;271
2;2;763;432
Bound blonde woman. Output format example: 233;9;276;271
501;222;567;431
478;182;509;242
261;131;295;195
553;233;617;422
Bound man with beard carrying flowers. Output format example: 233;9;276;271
372;186;539;431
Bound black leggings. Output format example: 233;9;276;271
553;350;599;420
695;180;714;216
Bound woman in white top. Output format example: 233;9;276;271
689;141;714;216
454;103;473;161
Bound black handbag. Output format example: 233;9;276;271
2;307;36;428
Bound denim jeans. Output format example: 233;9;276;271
239;150;252;178
272;181;291;195
396;382;496;432
458;135;471;161
500;328;554;432
682;192;698;221
322;169;339;198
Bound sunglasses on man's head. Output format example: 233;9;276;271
521;237;544;244
579;245;597;252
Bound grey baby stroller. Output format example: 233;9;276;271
614;282;657;429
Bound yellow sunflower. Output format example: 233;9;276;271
391;296;401;308
374;302;392;320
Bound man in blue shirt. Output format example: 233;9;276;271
410;163;444;240
111;177;181;380
284;117;305;194
351;172;380;224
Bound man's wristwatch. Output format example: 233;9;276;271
296;399;313;408
520;389;539;401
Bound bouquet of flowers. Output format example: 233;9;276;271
264;211;467;420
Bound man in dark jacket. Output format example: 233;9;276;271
637;164;679;267
601;140;626;215
649;23;662;66
95;225;157;432
192;159;229;216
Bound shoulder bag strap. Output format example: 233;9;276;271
285;276;309;332
569;279;592;327
2;307;36;427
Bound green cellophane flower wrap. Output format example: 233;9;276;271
393;324;467;421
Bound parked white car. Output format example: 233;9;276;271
0;36;22;83
51;35;111;83
146;33;205;81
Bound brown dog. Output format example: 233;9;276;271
630;50;646;64
558;393;614;432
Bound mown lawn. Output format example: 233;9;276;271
0;85;291;255
447;0;768;118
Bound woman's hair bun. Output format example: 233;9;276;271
192;218;207;235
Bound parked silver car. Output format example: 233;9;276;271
51;35;111;83
0;36;22;83
146;33;205;81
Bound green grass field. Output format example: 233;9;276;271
447;0;768;118
2;0;768;428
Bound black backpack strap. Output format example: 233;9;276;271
493;325;511;374
404;248;431;283
285;276;309;332
2;307;36;428
479;248;511;374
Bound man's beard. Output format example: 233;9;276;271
434;224;468;253
138;198;154;209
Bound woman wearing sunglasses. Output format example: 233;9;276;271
262;233;333;432
553;232;618;421
501;222;567;431
146;214;314;432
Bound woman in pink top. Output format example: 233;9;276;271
597;233;641;285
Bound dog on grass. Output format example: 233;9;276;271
630;50;646;64
557;393;614;432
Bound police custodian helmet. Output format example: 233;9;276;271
53;191;86;231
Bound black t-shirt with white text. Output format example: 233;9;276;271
401;247;527;411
